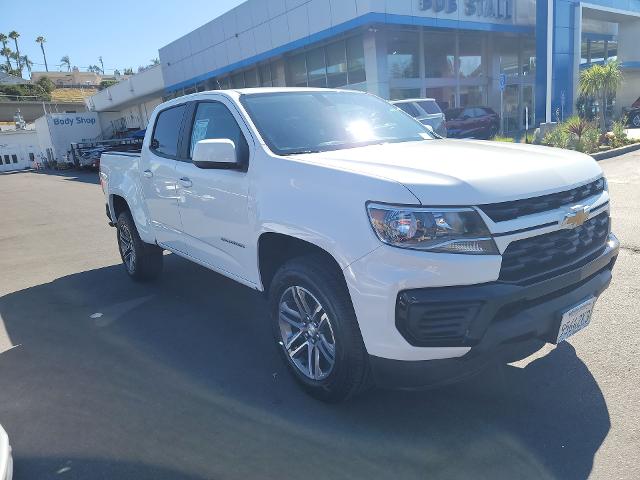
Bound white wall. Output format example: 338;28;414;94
0;130;41;172
87;65;164;113
35;113;102;162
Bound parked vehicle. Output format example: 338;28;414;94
100;88;618;402
391;98;447;137
0;425;12;480
625;97;640;127
445;106;500;139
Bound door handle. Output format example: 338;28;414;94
143;169;153;178
179;177;193;188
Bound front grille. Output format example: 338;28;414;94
396;296;483;347
480;178;606;222
500;212;610;284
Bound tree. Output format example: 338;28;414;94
150;58;159;65
114;69;121;76
35;76;55;94
20;55;33;76
36;36;48;72
0;46;13;72
98;56;105;74
579;60;624;132
88;64;101;74
8;31;21;75
123;67;134;75
0;34;7;70
60;55;71;72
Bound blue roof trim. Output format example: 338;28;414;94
165;12;534;93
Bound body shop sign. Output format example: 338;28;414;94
52;116;97;127
419;0;514;19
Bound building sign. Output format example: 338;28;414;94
419;0;514;20
52;116;97;127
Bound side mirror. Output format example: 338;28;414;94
192;139;238;169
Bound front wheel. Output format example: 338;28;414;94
269;255;371;402
116;211;163;282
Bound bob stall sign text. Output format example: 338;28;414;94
418;0;514;19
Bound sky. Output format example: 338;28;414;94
1;0;244;77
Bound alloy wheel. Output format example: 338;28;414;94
633;114;640;128
278;286;336;380
118;224;136;273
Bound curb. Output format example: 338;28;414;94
591;142;640;161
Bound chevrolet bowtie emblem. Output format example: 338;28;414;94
562;205;591;229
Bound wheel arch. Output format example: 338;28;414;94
257;232;346;294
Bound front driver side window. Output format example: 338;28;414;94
189;102;249;165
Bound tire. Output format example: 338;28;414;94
632;114;640;128
269;254;371;402
116;211;163;282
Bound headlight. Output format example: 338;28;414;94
367;203;498;254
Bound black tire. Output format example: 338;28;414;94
116;211;163;282
269;254;371;403
632;113;640;129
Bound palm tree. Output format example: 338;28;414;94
60;55;71;72
150;58;160;65
0;46;12;71
98;56;104;74
21;55;33;77
579;60;624;132
36;36;48;71
0;33;7;51
8;31;21;74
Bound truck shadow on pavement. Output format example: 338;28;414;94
0;255;610;480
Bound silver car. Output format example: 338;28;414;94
391;98;447;137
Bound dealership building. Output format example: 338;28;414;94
158;0;640;132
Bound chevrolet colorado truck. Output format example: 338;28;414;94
100;88;618;402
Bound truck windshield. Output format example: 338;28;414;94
241;91;435;156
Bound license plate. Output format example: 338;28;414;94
556;297;597;344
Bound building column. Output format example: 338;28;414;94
363;28;389;99
616;19;640;114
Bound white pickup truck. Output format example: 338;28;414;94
100;88;618;402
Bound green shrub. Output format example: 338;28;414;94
35;76;55;94
542;126;571;149
610;118;629;149
577;124;600;154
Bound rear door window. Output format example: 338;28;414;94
417;100;442;115
151;104;187;158
395;102;421;118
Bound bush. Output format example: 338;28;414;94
610;118;629;149
0;83;51;101
100;80;117;89
542;126;571;149
35;76;56;94
577;124;600;154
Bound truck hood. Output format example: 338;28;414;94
293;140;603;205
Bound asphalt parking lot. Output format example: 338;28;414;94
1;152;639;480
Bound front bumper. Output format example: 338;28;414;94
369;234;619;388
0;425;12;480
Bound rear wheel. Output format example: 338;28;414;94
116;211;163;282
269;255;370;402
632;113;640;128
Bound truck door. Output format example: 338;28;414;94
174;99;256;285
140;103;187;249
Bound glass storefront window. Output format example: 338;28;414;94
590;40;606;63
521;38;536;77
346;36;366;84
326;41;347;88
231;72;245;88
307;48;327;87
458;34;484;78
244;68;259;88
388;31;419;79
424;31;455;78
389;88;421;100
289;53;307;87
459;86;486;107
259;63;273;87
426;87;455;111
499;39;519;78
